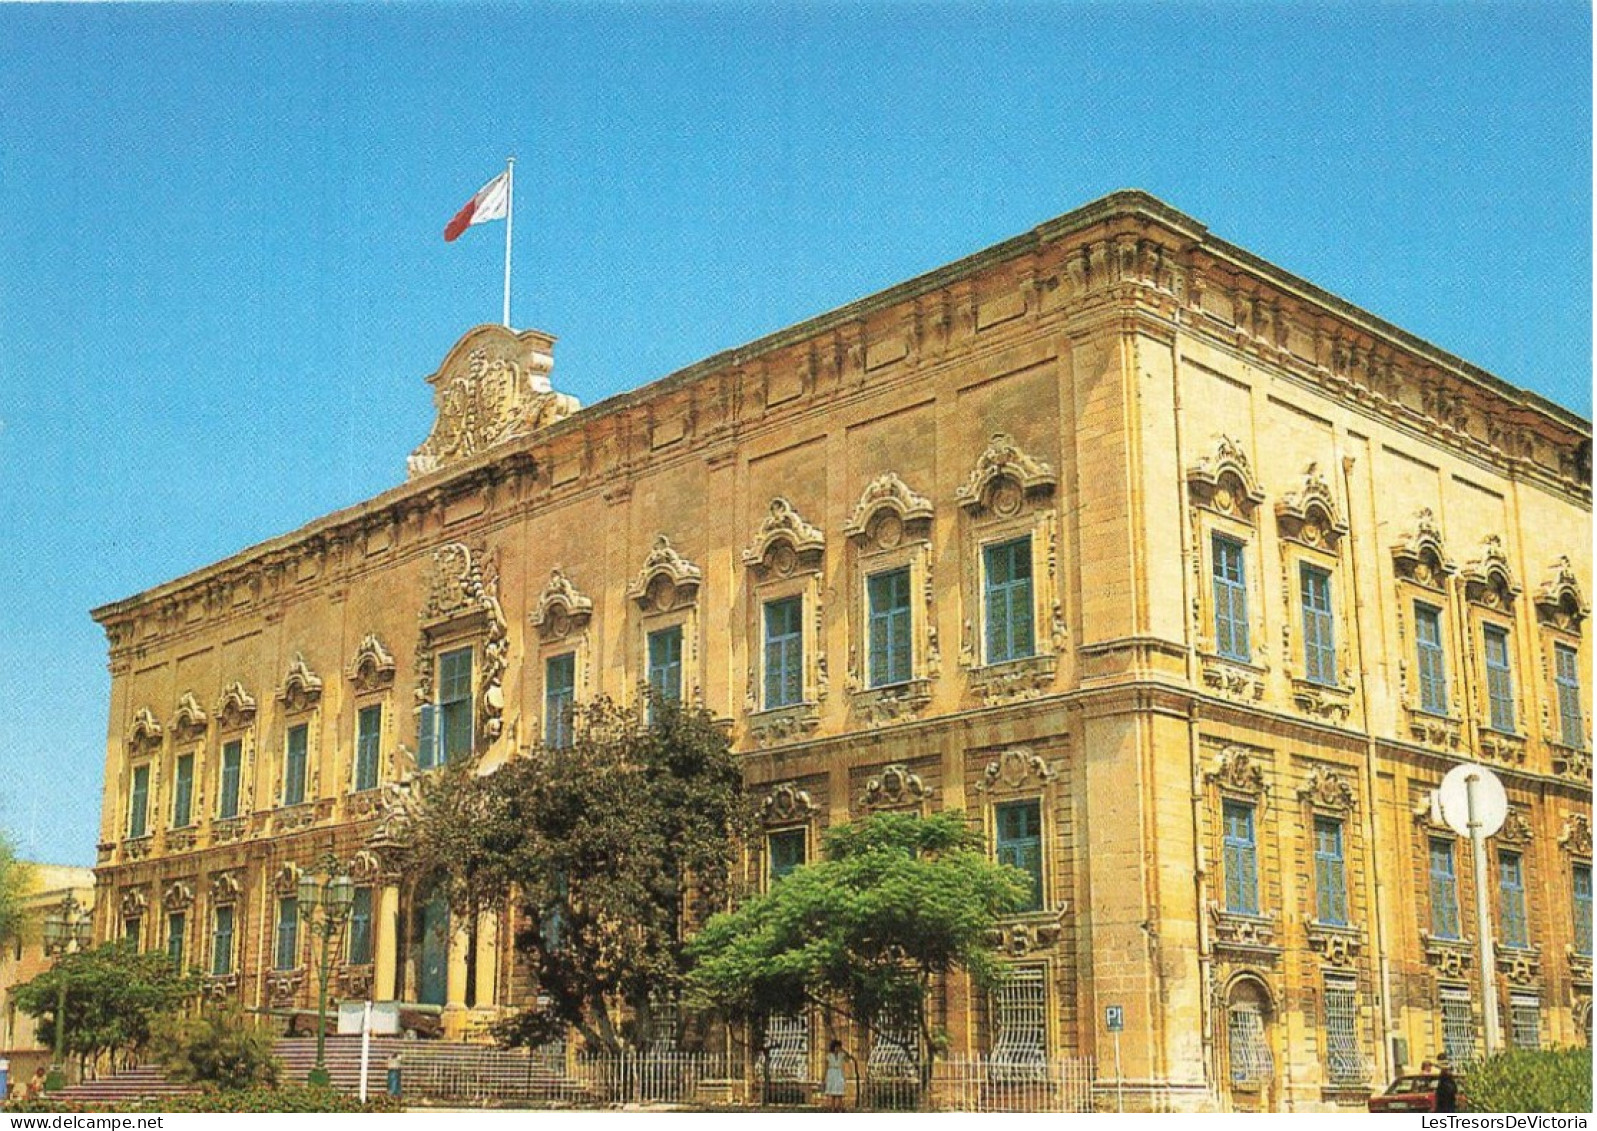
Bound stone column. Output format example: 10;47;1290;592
374;883;400;1001
445;921;470;1009
473;909;500;1008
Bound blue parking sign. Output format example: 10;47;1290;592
1105;1005;1124;1032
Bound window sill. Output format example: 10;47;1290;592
850;679;933;726
1290;678;1355;723
967;653;1056;706
1199;653;1267;701
746;702;820;748
1478;728;1527;767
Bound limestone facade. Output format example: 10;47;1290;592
91;192;1591;1109
1;864;96;1074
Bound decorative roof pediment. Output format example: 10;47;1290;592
743;498;825;576
347;634;397;692
956;433;1057;516
128;707;164;753
1187;434;1265;517
171;692;209;741
628;535;703;611
276;653;324;711
531;569;595;640
1461;535;1520;610
1275;462;1347;549
1392;508;1455;586
843;473;934;541
407;325;579;479
1534;555;1589;631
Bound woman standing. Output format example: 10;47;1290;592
823;1039;847;1110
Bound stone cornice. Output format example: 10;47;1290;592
92;191;1589;651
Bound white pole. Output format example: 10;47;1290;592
1114;1028;1123;1113
358;1000;372;1103
502;156;515;328
1467;773;1502;1054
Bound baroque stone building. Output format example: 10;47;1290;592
91;191;1591;1110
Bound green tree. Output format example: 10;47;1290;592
12;942;198;1067
0;832;33;952
1462;1047;1591;1113
686;810;1030;1101
407;691;756;1055
149;1006;282;1091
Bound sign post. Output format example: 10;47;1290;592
1436;763;1508;1056
1105;1005;1124;1113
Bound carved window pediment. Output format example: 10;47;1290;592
975;747;1056;794
276;653;325;711
1559;813;1592;859
1297;767;1356;812
171;692;209;741
1187;434;1265;518
415;542;509;750
1497;808;1534;846
1534;556;1588;632
628;535;703;611
273;863;303;895
209;872;242;904
1391;509;1456;588
760;781;820;826
743;498;825;579
1206;745;1270;799
128;707;164;754
1461;535;1521;611
214;682;258;729
348;849;383;884
119;888;149;918
844;473;933;545
956;433;1057;517
859;763;934;810
346;634;396;693
531;569;594;642
162;880;195;911
1274;462;1346;551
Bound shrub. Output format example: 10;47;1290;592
148;1005;281;1090
1464;1047;1592;1113
3;1087;401;1114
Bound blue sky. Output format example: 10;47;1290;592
0;2;1589;867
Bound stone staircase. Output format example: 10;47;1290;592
51;1065;195;1105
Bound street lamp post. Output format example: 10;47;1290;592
297;857;356;1088
40;894;91;1092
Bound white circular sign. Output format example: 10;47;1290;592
1436;762;1508;839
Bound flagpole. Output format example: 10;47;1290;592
503;156;515;328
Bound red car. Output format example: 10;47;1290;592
1368;1073;1466;1113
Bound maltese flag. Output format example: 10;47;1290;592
443;170;510;242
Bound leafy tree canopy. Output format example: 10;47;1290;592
407;692;756;1054
0;832;33;951
11;942;198;1063
686;810;1030;1084
149;1006;281;1091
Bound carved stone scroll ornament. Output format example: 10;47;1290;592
119;888;149;918
273;863;303;895
1187;434;1265;517
976;747;1055;793
1497;808;1534;846
1391;508;1455;587
1206;745;1269;797
276;653;325;712
859;763;934;809
214;682;258;729
1461;535;1521;610
1297;767;1356;811
743;498;825;576
842;473;933;543
760;781;819;826
407;326;578;479
1559;813;1592;858
171;692;209;741
956;433;1057;516
127;707;164;754
1534;555;1589;631
209;871;242;904
530;569;594;641
162;880;195;911
1274;462;1347;550
347;634;396;693
628;535;703;612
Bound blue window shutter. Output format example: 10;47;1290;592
418;704;437;770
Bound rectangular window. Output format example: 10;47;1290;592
166;912;186;969
867;568;913;688
1414;603;1449;714
172;753;194;828
545;653;576;748
1510;994;1541;1051
1301;564;1337;686
989;965;1047;1075
995;799;1044;912
1222;800;1259;915
347;886;373;966
219;739;242;819
1440;988;1475;1066
354;705;382;792
1429;839;1461;940
274;897;299;970
1483;624;1515;732
1573;863;1592;957
1555;643;1583;748
284;723;308;806
768;828;806;884
438;647;473;764
211;905;235;976
129;764;150;839
1314;816;1348;926
763;597;804;709
1212;534;1251;662
1499;850;1529;949
124;916;142;946
1228;1005;1272;1086
647;626;684;705
1324;977;1364;1085
984;537;1034;664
